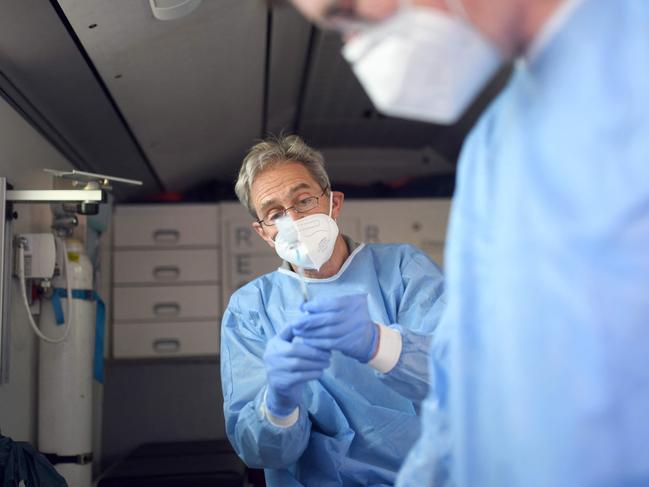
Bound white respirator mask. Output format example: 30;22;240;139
273;192;339;271
342;0;503;124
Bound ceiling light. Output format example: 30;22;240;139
149;0;202;21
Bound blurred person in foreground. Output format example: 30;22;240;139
285;0;649;485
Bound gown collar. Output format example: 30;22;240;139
278;235;365;283
526;0;588;63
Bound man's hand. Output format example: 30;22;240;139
263;325;332;417
293;294;379;363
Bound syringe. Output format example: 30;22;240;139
294;252;310;302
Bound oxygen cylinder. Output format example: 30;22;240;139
38;237;94;487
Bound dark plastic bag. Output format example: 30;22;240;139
0;435;67;487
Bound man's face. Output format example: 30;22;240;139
289;0;450;27
288;0;534;57
250;161;342;247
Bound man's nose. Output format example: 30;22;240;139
286;207;302;220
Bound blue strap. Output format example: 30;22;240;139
51;288;105;383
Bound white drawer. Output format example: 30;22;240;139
343;199;450;243
222;253;280;310
220;201;278;254
343;199;451;266
335;215;362;242
113;321;219;358
113;285;221;322
114;205;219;247
114;249;220;284
222;219;274;253
225;253;279;290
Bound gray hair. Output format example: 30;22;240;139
235;134;331;218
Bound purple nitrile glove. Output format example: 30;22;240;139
263;325;332;417
293;294;379;363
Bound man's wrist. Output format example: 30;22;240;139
367;324;402;373
263;388;299;427
366;322;380;362
266;388;298;417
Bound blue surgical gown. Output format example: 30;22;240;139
398;0;649;485
221;241;446;486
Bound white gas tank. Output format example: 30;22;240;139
38;237;95;487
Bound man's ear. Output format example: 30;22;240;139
331;191;344;220
252;221;276;249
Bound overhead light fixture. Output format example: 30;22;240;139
149;0;202;21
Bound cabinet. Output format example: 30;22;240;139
219;198;451;311
111;200;451;358
219;202;281;312
338;198;451;266
112;205;221;359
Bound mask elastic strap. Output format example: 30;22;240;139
445;0;470;21
328;189;334;218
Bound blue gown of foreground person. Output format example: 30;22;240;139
221;241;446;486
398;0;649;485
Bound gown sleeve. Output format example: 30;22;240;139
374;246;448;405
220;292;312;468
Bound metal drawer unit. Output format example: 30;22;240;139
340;198;452;267
112;205;221;359
219;202;281;312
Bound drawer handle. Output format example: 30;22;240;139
153;339;181;353
153;266;180;280
152;229;180;243
153;302;181;316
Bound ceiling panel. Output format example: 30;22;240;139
0;0;163;199
289;30;459;179
293;32;458;160
3;0;510;197
265;5;312;135
321;147;455;184
295;30;511;165
57;0;267;190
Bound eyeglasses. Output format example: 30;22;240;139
319;0;371;33
257;188;328;226
267;0;369;34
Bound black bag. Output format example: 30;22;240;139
0;434;67;487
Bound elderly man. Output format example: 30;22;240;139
221;134;446;486
285;0;649;486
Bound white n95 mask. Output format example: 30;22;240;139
273;195;339;271
342;4;503;125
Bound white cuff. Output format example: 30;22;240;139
367;324;402;373
261;388;299;428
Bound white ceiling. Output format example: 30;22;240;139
57;0;267;190
1;0;509;199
